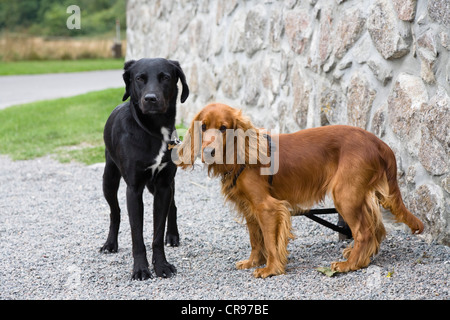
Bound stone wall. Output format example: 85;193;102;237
126;0;450;245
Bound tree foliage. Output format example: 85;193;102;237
0;0;126;37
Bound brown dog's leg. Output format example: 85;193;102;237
379;180;424;234
234;170;293;278
380;148;424;234
331;185;385;272
252;199;293;278
236;221;266;270
331;206;369;272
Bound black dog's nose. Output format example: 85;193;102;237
204;147;215;158
144;93;158;103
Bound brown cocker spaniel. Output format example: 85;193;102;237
176;103;424;278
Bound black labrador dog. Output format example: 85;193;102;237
100;58;189;280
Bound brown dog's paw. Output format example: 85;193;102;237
411;219;424;234
236;259;254;270
331;261;350;273
253;266;284;278
236;257;265;270
331;261;365;273
253;267;273;278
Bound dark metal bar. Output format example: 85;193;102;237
292;207;353;238
305;208;338;215
337;214;352;240
291;207;338;216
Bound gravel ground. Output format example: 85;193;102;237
0;155;448;300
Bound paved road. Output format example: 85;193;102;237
0;69;123;109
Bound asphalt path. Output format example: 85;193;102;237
0;69;123;109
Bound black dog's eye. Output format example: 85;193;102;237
201;123;207;132
219;125;227;132
136;75;144;82
159;73;171;82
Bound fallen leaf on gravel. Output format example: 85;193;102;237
386;269;395;278
316;267;338;277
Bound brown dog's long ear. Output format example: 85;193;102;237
122;60;136;101
233;109;260;165
176;109;203;169
169;60;189;103
234;109;255;131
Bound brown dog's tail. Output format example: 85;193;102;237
378;143;424;234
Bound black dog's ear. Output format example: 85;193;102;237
122;60;136;101
169;60;189;103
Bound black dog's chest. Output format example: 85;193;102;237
145;142;170;174
139;126;171;174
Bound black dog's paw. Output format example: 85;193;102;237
99;242;118;253
154;261;177;278
131;265;153;281
165;233;180;247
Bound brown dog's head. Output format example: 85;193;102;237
175;103;269;175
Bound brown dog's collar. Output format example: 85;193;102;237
222;165;274;189
167;138;181;150
221;134;275;189
222;165;246;188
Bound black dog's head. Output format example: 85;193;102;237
122;58;189;114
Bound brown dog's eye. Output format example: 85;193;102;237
219;125;227;132
201;123;206;132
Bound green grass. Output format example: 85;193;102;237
0;88;122;165
0;88;189;165
0;58;124;76
175;123;188;141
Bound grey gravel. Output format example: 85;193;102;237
0;155;448;300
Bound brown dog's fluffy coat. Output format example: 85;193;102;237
177;103;424;278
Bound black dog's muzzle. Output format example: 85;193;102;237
144;93;158;103
140;93;167;114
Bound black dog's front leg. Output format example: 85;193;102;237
152;181;177;278
126;185;152;280
100;155;122;254
165;180;179;246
